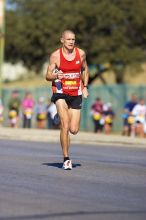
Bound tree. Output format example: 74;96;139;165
5;0;146;83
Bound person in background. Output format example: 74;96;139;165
144;118;146;138
0;99;4;127
47;101;60;129
35;96;47;129
8;90;21;128
46;99;54;129
90;97;103;133
21;92;35;128
122;94;137;136
132;98;146;138
103;102;115;134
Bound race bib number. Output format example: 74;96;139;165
61;72;81;92
62;79;80;91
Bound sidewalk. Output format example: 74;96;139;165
0;127;146;147
0;128;146;148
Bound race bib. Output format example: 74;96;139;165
61;72;81;92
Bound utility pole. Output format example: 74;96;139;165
0;0;5;98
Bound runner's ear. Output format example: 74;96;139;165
60;37;64;44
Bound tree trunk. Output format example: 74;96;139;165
115;71;124;84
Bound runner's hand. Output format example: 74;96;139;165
57;71;64;79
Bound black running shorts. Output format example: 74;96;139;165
51;93;82;109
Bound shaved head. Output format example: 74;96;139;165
61;29;75;38
60;29;76;50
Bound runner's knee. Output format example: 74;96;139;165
70;127;79;135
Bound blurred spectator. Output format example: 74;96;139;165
22;92;35;128
35;96;47;129
8;90;21;128
103;102;115;134
144;120;146;138
132;98;146;138
47;101;60;129
122;94;137;136
0;99;4;127
90;97;103;133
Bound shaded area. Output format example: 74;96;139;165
42;162;81;169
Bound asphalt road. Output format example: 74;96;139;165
0;139;146;220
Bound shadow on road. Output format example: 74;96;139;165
42;162;81;169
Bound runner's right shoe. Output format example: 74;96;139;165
62;160;72;170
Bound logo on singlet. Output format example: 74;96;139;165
76;60;80;64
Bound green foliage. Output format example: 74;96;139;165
5;0;146;83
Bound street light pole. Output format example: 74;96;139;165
0;0;5;98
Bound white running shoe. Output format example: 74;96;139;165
62;160;72;170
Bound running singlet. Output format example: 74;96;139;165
52;47;82;96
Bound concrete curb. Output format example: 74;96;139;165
0;127;146;148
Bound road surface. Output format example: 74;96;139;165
0;139;146;220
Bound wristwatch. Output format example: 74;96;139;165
84;85;88;89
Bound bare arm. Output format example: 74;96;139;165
80;50;89;98
46;52;59;81
82;60;89;87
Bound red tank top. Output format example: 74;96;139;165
52;47;82;96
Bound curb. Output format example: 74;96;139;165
0;127;146;148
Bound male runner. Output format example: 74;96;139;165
46;30;89;170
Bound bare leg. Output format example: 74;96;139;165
68;108;81;135
56;100;81;159
56;99;70;157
